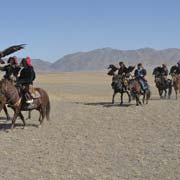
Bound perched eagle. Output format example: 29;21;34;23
125;65;135;74
107;64;119;76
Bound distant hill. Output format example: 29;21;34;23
31;59;53;72
19;48;180;72
50;48;180;71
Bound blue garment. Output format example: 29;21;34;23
134;67;148;90
164;69;168;76
134;68;147;78
139;79;148;90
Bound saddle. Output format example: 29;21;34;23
22;85;41;99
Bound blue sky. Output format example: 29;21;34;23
0;0;180;62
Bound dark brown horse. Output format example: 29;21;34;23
0;95;10;120
153;66;172;99
128;78;151;106
0;79;50;129
111;74;131;104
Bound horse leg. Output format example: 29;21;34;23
168;86;172;99
27;110;31;120
164;89;167;99
135;94;141;106
159;89;163;99
142;92;145;104
175;87;178;100
127;91;131;103
11;108;20;129
136;95;139;106
3;105;10;120
18;112;26;128
112;92;116;104
138;95;142;105
146;90;151;104
120;92;123;105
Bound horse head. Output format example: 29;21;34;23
169;65;179;75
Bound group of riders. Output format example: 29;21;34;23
0;56;36;108
108;60;180;95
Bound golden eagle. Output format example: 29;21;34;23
0;44;26;58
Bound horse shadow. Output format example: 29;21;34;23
0;120;40;131
150;96;177;101
74;102;133;108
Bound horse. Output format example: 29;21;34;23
0;79;50;129
128;78;151;106
111;74;131;105
152;66;172;99
169;65;180;99
107;65;135;105
0;95;10;120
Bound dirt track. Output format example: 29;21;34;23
0;72;179;180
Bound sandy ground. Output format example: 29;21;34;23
0;72;179;180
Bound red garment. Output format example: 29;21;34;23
25;56;32;66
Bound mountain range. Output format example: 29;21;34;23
30;48;180;72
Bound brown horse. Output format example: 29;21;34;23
171;75;180;99
128;78;151;106
0;95;10;120
0;79;50;129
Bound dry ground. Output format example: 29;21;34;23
0;72;179;180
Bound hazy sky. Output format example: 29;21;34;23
0;0;180;62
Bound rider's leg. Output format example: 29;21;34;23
25;85;33;104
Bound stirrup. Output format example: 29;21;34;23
26;99;33;104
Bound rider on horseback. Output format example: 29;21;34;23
177;60;180;74
118;61;129;91
134;63;148;92
161;64;169;86
0;56;21;82
118;62;128;76
162;64;168;77
17;57;36;108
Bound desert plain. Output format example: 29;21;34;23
0;71;179;180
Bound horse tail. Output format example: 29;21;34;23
46;100;50;121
